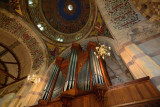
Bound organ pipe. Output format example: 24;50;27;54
42;65;59;100
64;48;78;91
41;42;112;102
90;49;104;85
77;60;90;91
51;71;65;100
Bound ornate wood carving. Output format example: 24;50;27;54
35;42;160;107
93;84;107;107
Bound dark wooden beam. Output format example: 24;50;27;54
0;44;21;79
1;61;18;64
0;76;27;89
0;50;8;57
0;83;5;87
0;69;17;80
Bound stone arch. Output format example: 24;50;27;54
0;9;48;106
0;8;48;72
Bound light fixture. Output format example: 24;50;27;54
37;22;47;31
27;73;40;83
28;1;33;5
68;4;73;11
94;35;111;59
56;38;63;42
56;35;64;42
28;0;38;7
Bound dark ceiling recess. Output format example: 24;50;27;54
0;0;9;3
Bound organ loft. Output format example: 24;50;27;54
0;0;160;107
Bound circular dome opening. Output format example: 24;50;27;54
68;4;73;11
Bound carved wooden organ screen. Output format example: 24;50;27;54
41;41;111;101
37;42;160;107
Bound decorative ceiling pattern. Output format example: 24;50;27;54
0;12;44;70
46;42;66;64
21;0;96;44
104;0;139;30
45;11;113;65
42;0;90;34
89;11;113;38
0;0;22;15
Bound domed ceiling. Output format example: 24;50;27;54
20;0;97;44
42;0;90;34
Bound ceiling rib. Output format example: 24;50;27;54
0;76;27;89
0;68;17;80
1;61;18;64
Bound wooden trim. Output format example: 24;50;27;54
87;41;97;51
47;57;63;101
0;76;27;89
108;77;150;90
109;97;160;107
0;43;21;79
0;83;5;86
144;83;154;97
99;58;112;87
47;68;61;101
0;68;17;80
1;61;18;64
71;43;82;52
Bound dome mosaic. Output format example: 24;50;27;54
21;0;97;44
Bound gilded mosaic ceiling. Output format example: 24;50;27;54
20;0;96;44
42;0;90;34
0;0;113;65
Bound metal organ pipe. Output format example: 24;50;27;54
41;42;110;101
95;50;104;84
92;51;99;83
46;65;58;100
42;65;59;100
64;48;78;91
84;60;89;91
97;58;104;84
69;49;75;90
63;49;73;91
51;71;65;100
90;52;95;85
94;52;103;84
90;49;104;85
42;66;55;100
47;65;59;98
77;60;90;91
90;50;98;85
86;60;90;90
72;49;78;88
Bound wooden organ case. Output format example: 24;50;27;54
34;42;160;107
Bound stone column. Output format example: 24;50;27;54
119;42;160;90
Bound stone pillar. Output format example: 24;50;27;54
119;42;160;90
